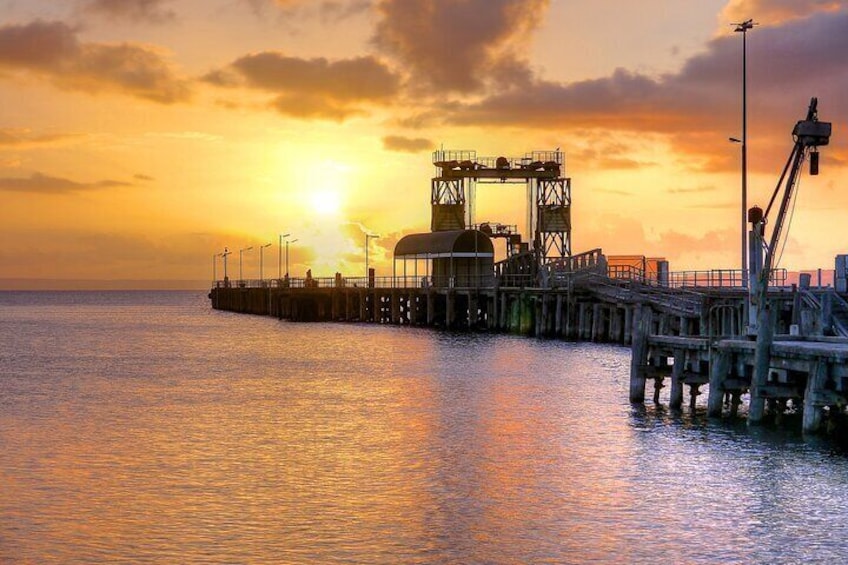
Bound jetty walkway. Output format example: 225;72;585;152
210;258;848;436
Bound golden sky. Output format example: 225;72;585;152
1;0;846;287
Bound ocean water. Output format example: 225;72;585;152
1;290;847;564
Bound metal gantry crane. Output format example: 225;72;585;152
748;97;832;423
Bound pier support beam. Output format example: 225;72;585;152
555;294;563;336
749;305;776;424
391;290;401;324
499;292;508;330
803;360;830;434
540;293;549;337
489;285;501;330
670;351;685;410
578;304;589;340
623;306;633;345
707;348;731;417
591;304;603;341
629;304;652;403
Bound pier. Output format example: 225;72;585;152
210;255;848;436
212;102;848;437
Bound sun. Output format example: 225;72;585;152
308;188;343;216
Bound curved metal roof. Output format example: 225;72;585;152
394;230;494;258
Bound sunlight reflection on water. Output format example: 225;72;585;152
1;291;847;563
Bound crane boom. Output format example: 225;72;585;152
747;98;832;424
749;98;832;328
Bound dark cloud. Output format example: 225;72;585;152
81;0;177;23
134;173;154;181
0;20;191;103
205;51;400;120
0;172;131;194
445;9;848;173
382;135;433;153
373;0;548;93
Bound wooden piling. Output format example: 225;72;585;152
803;360;829;434
629;304;652;403
749;305;776;424
707;348;731;417
670;351;685;410
555;293;563;336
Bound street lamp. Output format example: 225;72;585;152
239;246;253;284
365;233;380;284
212;252;218;285
734;17;756;288
278;233;290;279
259;242;272;282
222;247;232;285
286;238;298;278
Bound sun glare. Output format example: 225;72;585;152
309;189;343;216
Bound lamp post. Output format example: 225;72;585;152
259;242;272;282
286;238;298;278
212;253;218;285
365;233;380;284
239;246;253;284
278;233;290;279
222;247;231;286
734;18;756;288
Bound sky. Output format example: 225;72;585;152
1;0;846;288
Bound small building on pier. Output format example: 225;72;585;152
393;229;494;288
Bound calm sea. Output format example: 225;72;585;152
2;290;847;564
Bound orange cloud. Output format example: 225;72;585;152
0;20;191;103
382;135;433;153
0;129;82;148
0;172;132;194
205;51;400;120
81;0;177;23
720;0;843;27
244;0;371;22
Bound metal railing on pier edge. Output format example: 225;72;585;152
213;267;806;292
214;275;498;290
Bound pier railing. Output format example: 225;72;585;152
215;274;499;290
214;267;795;292
667;269;786;288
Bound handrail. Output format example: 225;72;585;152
213;274;498;290
212;267;797;293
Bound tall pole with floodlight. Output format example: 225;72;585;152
734;18;756;288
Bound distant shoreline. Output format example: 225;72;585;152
0;279;210;291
